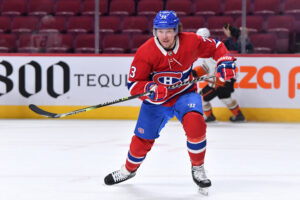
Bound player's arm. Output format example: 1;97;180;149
127;52;151;98
197;37;237;81
127;51;167;101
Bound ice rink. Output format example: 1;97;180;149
0;119;300;200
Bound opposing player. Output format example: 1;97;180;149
193;28;246;122
104;11;237;195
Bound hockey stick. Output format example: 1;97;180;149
29;75;215;118
204;79;223;86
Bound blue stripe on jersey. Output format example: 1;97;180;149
187;139;206;151
127;81;134;90
181;66;193;82
213;39;221;48
213;39;220;44
127;151;145;163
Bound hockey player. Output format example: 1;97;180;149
193;28;246;122
104;11;237;194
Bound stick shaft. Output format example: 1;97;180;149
29;75;215;118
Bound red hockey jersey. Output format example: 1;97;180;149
127;32;231;106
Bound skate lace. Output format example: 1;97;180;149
192;166;208;181
112;171;126;182
111;166;131;182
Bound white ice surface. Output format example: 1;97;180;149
0;119;300;200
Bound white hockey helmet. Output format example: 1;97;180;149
196;28;210;39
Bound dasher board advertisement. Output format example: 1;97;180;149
0;55;136;106
194;56;300;108
0;54;299;121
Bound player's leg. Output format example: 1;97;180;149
104;135;154;185
202;101;216;122
104;103;172;185
174;92;211;193
125;135;154;172
201;85;217;122
220;98;245;122
216;79;245;122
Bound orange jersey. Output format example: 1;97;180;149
127;32;231;106
193;58;226;89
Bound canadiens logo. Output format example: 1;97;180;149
138;127;144;134
153;72;183;86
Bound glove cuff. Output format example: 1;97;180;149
217;55;236;66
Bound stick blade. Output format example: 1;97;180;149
29;104;59;118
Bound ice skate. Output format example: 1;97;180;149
191;165;211;195
204;113;216;123
104;165;136;185
230;110;246;122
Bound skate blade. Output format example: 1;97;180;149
198;187;209;196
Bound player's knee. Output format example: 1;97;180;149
182;111;206;140
225;79;235;92
130;135;155;156
217;79;235;99
217;86;231;99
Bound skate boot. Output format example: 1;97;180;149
204;113;216;122
104;165;136;185
192;165;211;195
230;110;246;122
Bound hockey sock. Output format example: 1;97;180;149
125;135;155;172
182;112;207;166
204;109;212;117
221;98;239;116
230;105;240;116
203;101;213;117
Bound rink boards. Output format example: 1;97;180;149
0;54;299;122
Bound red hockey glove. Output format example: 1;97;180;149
145;82;168;101
216;56;237;81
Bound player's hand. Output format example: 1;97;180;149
216;61;236;81
146;82;168;101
